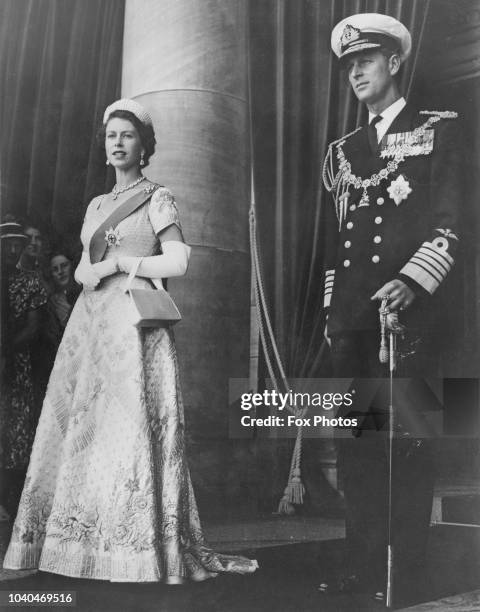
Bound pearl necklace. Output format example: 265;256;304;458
112;175;146;200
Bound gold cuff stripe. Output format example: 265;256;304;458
324;270;335;308
413;252;449;281
409;256;444;284
399;240;455;294
418;243;453;272
400;261;440;294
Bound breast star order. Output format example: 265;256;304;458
104;227;121;247
387;175;412;206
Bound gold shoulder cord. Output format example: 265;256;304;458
323;112;458;226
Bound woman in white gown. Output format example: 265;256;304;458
3;98;258;583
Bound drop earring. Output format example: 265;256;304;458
106;159;110;166
140;152;145;167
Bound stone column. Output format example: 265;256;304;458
122;0;251;515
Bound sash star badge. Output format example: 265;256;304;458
104;227;121;247
387;175;412;205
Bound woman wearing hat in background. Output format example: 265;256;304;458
0;219;48;520
4;100;257;582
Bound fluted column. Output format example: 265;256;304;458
122;0;250;514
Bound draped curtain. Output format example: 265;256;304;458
249;0;432;381
0;0;125;251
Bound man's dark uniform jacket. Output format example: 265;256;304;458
323;103;462;338
321;103;463;589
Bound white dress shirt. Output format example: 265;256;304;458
368;97;407;143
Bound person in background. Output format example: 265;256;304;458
44;252;80;363
18;223;48;282
17;222;53;419
0;220;48;518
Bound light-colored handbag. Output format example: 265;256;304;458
124;258;181;327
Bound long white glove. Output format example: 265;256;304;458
75;252;121;290
74;251;101;290
92;258;119;280
118;241;191;279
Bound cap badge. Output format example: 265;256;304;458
341;24;361;47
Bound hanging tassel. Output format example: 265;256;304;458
289;467;305;504
277;427;305;514
277;468;305;513
277;492;296;515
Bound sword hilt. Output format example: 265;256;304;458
379;296;406;367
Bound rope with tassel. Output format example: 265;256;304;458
249;197;306;515
277;421;305;514
246;14;305;515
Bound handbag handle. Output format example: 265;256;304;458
124;257;144;292
123;258;166;293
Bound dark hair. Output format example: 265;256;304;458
379;46;404;82
49;245;81;269
21;218;44;236
49;251;73;265
48;251;80;302
97;109;156;168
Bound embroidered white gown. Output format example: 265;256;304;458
3;187;257;582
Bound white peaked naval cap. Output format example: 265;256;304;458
331;13;412;62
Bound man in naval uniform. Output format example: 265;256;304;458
320;13;463;602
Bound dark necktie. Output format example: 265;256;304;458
368;114;383;153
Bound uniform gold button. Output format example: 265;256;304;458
375;216;382;224
346;222;353;229
377;197;384;205
344;240;351;248
372;255;380;263
349;204;356;211
343;260;351;267
373;235;382;244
